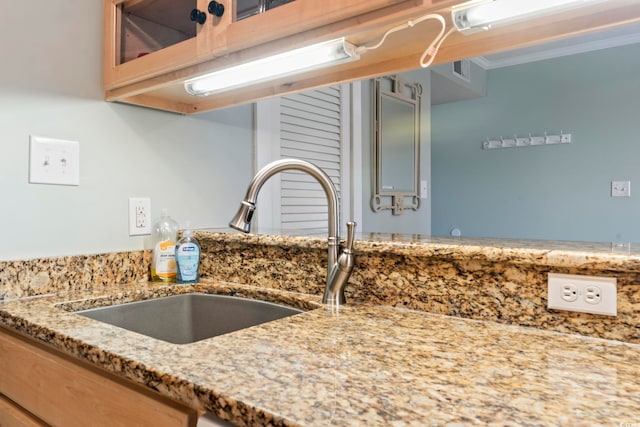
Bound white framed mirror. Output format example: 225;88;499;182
371;75;422;215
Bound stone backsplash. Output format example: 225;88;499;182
197;231;640;343
0;251;151;300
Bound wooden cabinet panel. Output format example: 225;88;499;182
0;328;198;427
0;394;47;427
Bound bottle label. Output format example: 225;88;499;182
153;240;177;279
176;243;200;282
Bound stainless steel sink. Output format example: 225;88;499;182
76;293;303;344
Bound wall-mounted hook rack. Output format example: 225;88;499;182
482;131;571;150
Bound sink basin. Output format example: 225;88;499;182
76;293;303;344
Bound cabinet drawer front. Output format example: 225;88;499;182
0;394;47;427
0;328;198;427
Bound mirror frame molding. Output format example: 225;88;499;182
371;75;422;216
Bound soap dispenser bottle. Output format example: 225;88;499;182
151;208;179;282
175;221;200;284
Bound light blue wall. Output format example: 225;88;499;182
431;43;640;243
0;1;253;260
361;69;431;234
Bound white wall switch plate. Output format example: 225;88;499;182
420;180;428;199
129;197;151;236
548;273;617;316
29;136;80;186
611;180;630;197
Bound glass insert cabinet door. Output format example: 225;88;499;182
371;75;422;215
117;0;198;65
116;0;297;65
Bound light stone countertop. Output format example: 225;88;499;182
197;229;640;271
1;279;640;426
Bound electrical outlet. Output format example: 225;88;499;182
584;285;602;304
560;283;578;302
548;273;617;316
129;197;151;236
611;181;631;197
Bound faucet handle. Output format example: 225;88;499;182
344;221;356;253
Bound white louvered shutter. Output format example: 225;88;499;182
255;84;358;234
279;86;345;232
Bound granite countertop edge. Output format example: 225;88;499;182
196;230;640;271
2;279;640;426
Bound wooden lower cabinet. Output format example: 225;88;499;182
0;394;47;427
0;327;200;427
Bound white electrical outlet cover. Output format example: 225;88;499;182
548;273;617;316
129;197;151;236
611;181;631;197
29;136;80;186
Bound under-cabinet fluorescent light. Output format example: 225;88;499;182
453;0;604;34
185;38;359;96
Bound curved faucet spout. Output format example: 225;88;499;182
229;159;354;305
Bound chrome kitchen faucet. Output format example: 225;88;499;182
229;159;356;306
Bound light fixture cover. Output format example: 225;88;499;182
185;38;359;96
453;0;604;34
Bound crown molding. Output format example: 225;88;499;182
472;31;640;70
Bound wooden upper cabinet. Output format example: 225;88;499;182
104;0;450;113
103;0;640;114
104;0;421;90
